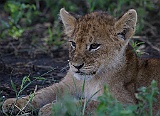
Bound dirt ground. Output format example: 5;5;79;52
0;23;70;101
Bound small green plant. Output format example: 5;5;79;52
11;76;31;98
96;85;136;116
8;76;36;115
44;0;78;19
96;80;159;116
1;1;38;39
46;21;64;47
136;80;160;116
87;0;107;12
52;94;82;116
130;40;145;57
3;75;45;115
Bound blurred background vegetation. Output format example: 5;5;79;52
0;0;160;45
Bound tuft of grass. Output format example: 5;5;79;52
1;1;38;39
3;75;45;116
130;40;145;57
96;85;136;116
96;80;159;116
46;21;64;47
51;80;159;116
1;73;159;116
52;94;82;116
136;80;160;116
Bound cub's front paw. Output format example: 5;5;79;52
2;97;31;115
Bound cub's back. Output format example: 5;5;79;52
137;58;160;88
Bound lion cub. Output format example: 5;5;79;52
2;8;160;115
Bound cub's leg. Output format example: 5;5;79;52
38;100;98;116
2;72;79;114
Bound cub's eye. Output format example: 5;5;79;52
89;43;101;51
69;41;76;48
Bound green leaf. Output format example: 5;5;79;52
11;80;17;97
33;77;46;80
0;20;10;28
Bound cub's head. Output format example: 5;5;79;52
60;8;137;81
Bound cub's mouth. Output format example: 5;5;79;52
73;70;97;81
70;63;98;80
75;70;96;75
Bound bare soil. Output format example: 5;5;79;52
0;23;69;101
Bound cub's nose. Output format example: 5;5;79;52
73;63;84;70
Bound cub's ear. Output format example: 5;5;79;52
115;9;137;40
60;8;76;36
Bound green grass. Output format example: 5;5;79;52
130;40;145;57
1;75;45;116
51;80;159;116
1;73;159;116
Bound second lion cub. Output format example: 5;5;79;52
3;8;160;115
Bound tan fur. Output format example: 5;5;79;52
2;8;160;115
